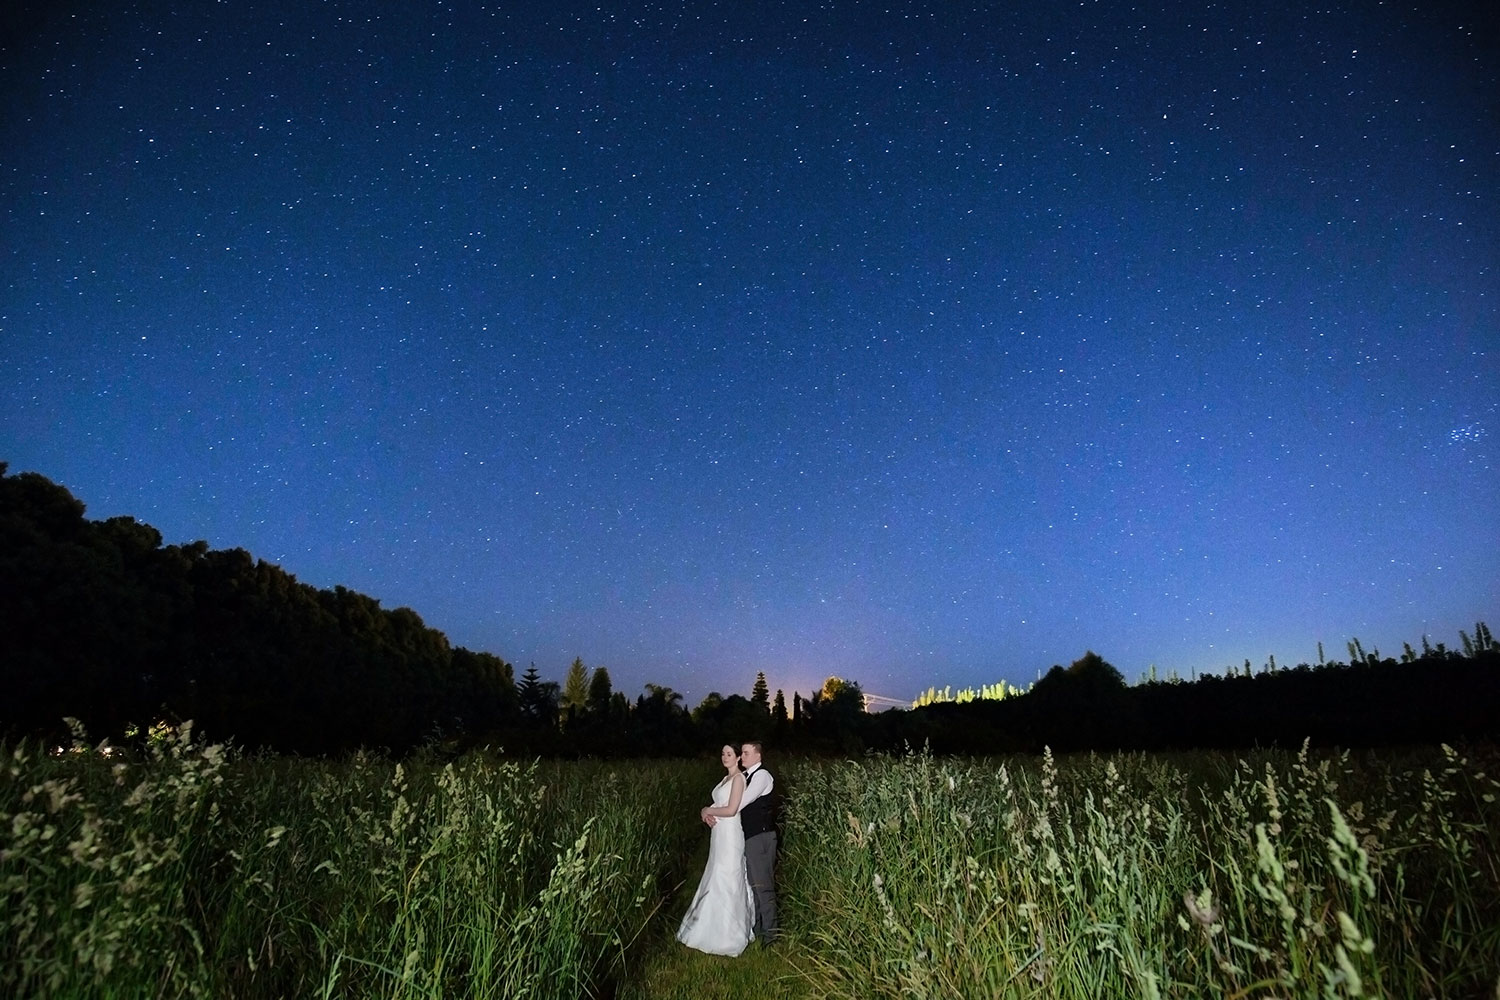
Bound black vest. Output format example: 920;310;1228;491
740;767;778;837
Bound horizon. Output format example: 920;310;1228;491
7;458;1489;713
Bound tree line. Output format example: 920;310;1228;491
0;465;863;755
2;464;1495;757
884;643;1499;756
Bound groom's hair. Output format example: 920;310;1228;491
743;740;764;755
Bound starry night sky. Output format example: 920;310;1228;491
3;1;1496;707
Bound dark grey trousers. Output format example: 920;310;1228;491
744;830;779;941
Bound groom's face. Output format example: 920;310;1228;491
740;744;761;769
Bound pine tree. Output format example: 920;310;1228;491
518;663;545;723
562;657;590;715
772;689;787;729
751;671;770;713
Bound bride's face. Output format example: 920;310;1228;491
720;745;740;769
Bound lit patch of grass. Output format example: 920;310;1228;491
777;744;1500;999
0;731;709;999
620;936;812;1000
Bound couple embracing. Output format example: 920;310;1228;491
676;741;779;957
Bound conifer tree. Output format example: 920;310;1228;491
518;663;546;723
562;657;590;715
751;671;770;713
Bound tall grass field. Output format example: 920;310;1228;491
4;727;1497;998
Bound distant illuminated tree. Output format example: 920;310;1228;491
562;657;590;715
818;677;865;718
820;676;863;706
814;677;865;752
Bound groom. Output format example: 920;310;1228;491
737;741;779;944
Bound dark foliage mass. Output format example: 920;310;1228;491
2;464;1496;757
1;465;521;753
897;643;1500;755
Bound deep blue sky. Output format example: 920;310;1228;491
3;1;1495;707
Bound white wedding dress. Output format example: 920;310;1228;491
676;776;756;956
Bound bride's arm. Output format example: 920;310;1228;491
703;773;746;818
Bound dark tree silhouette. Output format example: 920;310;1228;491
0;465;520;753
693;693;768;749
751;671;770;713
516;664;555;727
587;666;614;715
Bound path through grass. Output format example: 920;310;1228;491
617;830;821;1000
619;932;816;1000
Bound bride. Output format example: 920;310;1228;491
676;745;756;956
